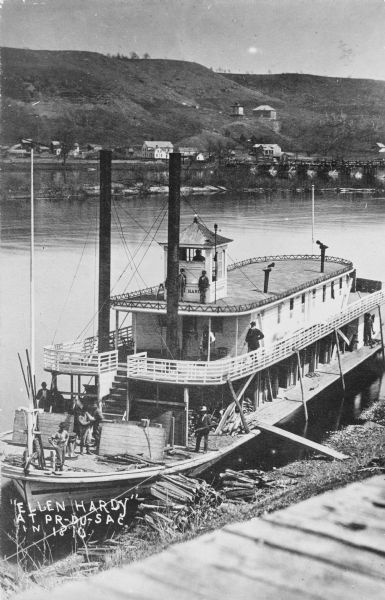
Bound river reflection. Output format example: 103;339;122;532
1;167;385;429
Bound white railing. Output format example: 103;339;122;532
43;327;132;374
44;348;118;375
126;290;385;385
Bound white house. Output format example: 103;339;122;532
253;105;277;120
231;103;244;116
253;143;282;158
142;141;174;160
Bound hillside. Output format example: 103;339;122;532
1;48;385;156
224;73;385;155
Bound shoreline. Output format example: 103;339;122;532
2;396;385;598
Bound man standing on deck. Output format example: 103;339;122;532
194;406;212;453
245;321;264;352
36;382;50;411
198;270;209;303
178;268;187;300
78;407;95;454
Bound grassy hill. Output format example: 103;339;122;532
224;73;385;156
1;48;385;156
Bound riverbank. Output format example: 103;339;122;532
2;397;385;599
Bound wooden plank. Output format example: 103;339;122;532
248;420;348;460
14;476;385;600
224;518;385;580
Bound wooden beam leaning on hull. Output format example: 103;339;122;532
247;420;348;460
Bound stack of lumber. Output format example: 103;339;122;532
219;468;269;501
138;474;221;534
99;453;164;467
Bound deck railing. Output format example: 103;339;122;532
126;290;385;385
44;348;118;375
43;326;132;374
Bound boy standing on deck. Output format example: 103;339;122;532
48;421;69;470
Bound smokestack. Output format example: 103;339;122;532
263;262;275;293
166;153;182;359
98;150;112;353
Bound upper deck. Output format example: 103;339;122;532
111;254;353;315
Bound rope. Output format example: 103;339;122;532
51;223;93;345
75;198;168;343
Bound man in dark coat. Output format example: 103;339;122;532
245;321;264;352
178;268;187;300
36;382;50;411
194;406;212;452
198;270;209;303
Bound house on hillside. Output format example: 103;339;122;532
253;105;277;120
7;144;30;158
142;141;174;160
231;102;244;116
50;141;62;156
178;147;198;157
253;143;282;158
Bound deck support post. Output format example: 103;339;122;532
228;379;250;433
171;416;175;449
294;349;308;422
235;317;239;356
115;310;119;351
125;381;131;422
334;329;345;394
70;375;74;407
184;387;189;448
133;313;137;354
378;305;385;362
267;368;273;402
77;375;81;400
207;317;212;362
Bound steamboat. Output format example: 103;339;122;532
2;151;385;508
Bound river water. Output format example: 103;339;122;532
1;167;385;433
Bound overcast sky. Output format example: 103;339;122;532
1;0;385;79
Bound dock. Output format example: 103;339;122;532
13;474;385;599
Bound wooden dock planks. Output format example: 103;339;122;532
14;475;385;600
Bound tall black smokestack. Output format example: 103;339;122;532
98;150;112;353
166;153;181;359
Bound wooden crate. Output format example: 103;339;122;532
99;421;166;460
12;410;74;449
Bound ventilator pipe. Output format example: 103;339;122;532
263;262;275;293
316;240;328;273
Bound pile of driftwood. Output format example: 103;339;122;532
138;473;221;535
219;468;274;501
218;399;255;435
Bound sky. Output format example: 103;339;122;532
1;0;385;79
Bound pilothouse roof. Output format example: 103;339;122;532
159;217;233;249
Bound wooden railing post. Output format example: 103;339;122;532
378;305;385;362
294;349;308;422
334;329;345;394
